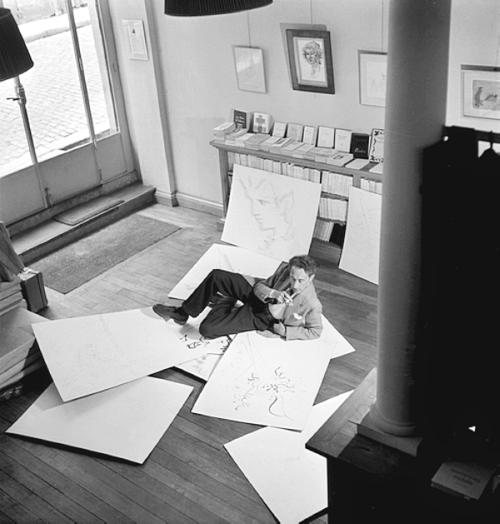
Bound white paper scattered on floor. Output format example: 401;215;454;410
7;377;193;464
339;186;381;284
222;165;321;262
192;330;332;430
225;391;352;524
169;243;281;300
33;307;207;401
168;307;235;381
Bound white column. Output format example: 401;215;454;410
368;0;451;436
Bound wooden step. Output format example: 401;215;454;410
11;184;156;265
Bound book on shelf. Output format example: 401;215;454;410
286;123;304;142
302;125;317;146
326;151;354;166
234;132;255;148
224;128;250;145
369;162;384;174
278;140;303;155
317;126;336;148
369;128;385;163
272;121;287;137
253;112;272;134
304;147;337;163
213;121;235;137
244;133;270;150
292;143;315;158
270;137;294;154
351;132;370;158
346;158;370;170
334;128;353;152
230;108;253;131
259;135;282;152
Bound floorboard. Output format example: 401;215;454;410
0;203;378;523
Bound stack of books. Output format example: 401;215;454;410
213;122;236;143
0;277;25;316
244;133;270;150
0;307;49;397
224;128;250;146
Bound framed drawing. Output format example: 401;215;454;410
462;65;500;120
358;50;387;107
233;46;266;93
285;29;335;94
122;20;148;60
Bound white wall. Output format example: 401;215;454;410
108;0;500;215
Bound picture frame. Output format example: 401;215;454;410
122;20;149;61
285;29;335;94
358;50;387;107
233;46;266;93
462;65;500;120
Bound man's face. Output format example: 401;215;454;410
289;266;314;294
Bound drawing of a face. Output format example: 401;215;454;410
289;266;314;294
302;41;323;75
240;177;294;240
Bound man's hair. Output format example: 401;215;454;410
289;255;317;276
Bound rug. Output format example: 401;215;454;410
33;215;180;294
53;196;124;226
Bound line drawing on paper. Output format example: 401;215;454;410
239;175;297;257
221;166;321;262
232;336;297;420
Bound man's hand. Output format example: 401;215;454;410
272;321;286;337
270;289;294;304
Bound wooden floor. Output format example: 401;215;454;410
0;204;378;523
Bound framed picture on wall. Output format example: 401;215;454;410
233;46;266;93
285;29;335;94
462;65;500;120
358;50;387;107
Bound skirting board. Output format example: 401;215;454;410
171;191;224;217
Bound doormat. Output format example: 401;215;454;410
53;196;125;226
32;215;180;294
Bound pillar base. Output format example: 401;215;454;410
357;410;423;458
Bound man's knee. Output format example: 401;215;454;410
199;320;219;340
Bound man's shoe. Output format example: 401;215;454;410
153;304;188;325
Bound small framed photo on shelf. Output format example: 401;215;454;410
233;46;266;93
369;128;385;163
285;29;335;94
358;50;387;107
462;65;500;120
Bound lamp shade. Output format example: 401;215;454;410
165;0;272;16
0;8;34;82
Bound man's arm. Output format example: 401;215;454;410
253;262;289;303
283;305;323;340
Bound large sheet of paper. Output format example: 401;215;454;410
225;391;352;524
321;315;356;359
33;307;207;401
168;307;235;380
192;330;331;430
7;377;192;464
339;186;382;284
222;165;321;261
169;243;281;300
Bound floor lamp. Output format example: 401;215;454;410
0;8;49;207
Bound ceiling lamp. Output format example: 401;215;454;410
0;8;34;82
165;0;273;17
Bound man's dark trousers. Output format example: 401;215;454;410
183;269;275;339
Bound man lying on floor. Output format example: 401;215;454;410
153;254;323;341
